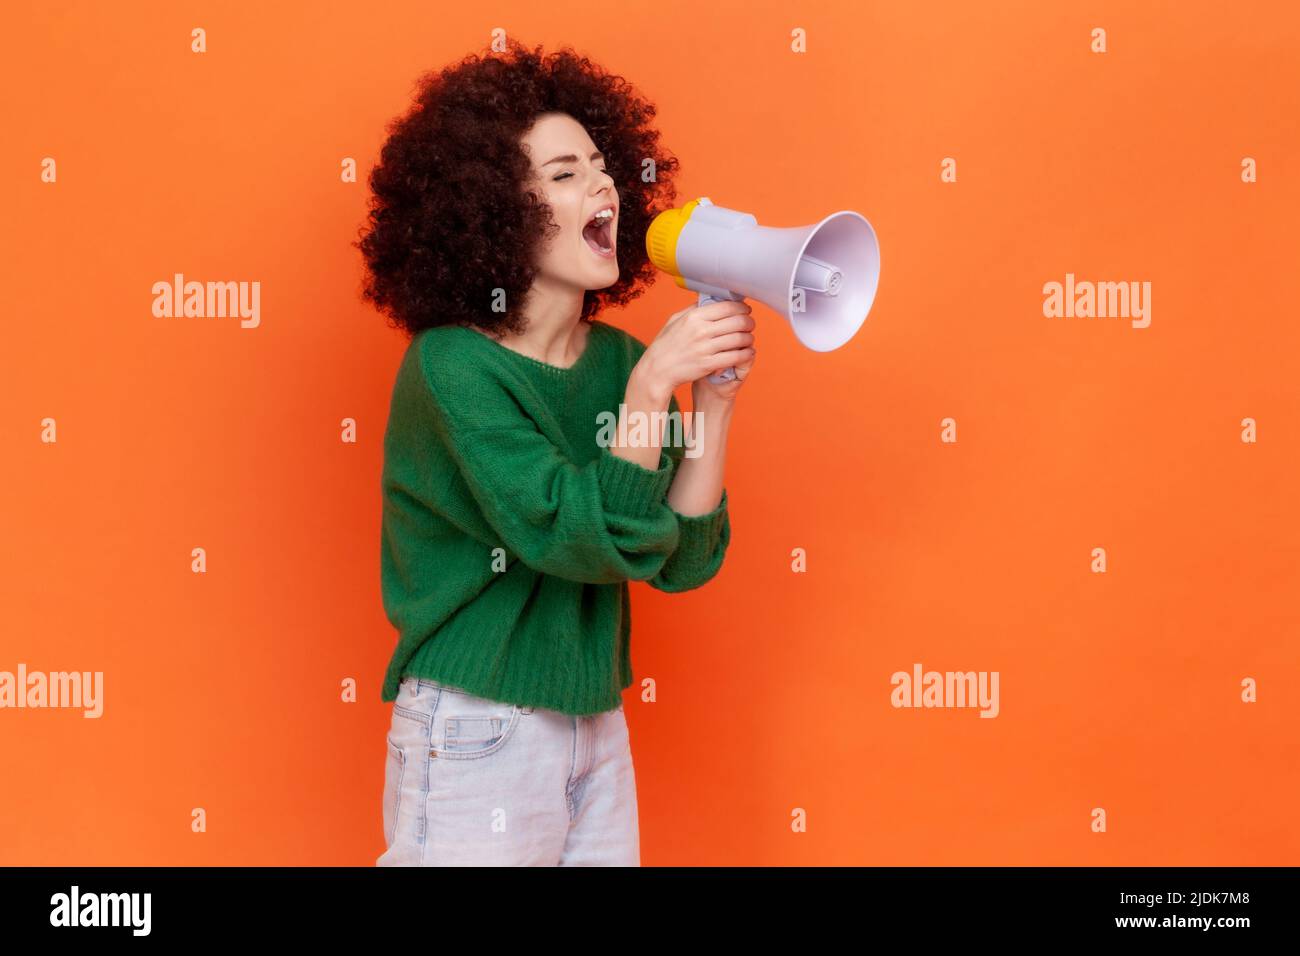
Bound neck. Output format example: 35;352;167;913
503;276;588;366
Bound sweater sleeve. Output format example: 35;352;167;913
416;338;683;585
645;391;732;592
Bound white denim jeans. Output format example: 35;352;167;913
377;676;640;866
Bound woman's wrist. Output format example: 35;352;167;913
629;358;673;410
692;384;736;418
694;391;733;417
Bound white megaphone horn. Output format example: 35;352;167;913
646;197;881;384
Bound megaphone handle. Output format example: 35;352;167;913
697;292;739;384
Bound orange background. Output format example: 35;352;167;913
3;0;1297;865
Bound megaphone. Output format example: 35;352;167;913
646;197;881;384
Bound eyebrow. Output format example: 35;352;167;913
541;150;605;168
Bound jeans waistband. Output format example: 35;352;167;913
404;675;534;714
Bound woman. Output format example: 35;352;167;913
356;40;755;866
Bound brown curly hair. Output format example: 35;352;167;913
355;39;680;340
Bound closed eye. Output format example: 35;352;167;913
553;167;609;182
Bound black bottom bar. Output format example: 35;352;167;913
0;866;1290;941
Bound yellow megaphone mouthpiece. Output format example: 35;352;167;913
645;199;701;289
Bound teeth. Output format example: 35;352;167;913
586;208;615;254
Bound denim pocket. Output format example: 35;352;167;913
383;735;405;846
435;690;522;760
385;684;434;849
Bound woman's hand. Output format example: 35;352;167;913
635;299;756;398
692;339;755;407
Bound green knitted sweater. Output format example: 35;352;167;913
379;318;731;715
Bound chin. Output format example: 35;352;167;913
589;270;620;291
576;234;620;290
573;262;620;292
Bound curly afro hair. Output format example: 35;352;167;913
355;39;681;340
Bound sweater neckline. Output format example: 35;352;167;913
457;320;604;376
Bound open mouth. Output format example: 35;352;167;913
581;207;616;258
